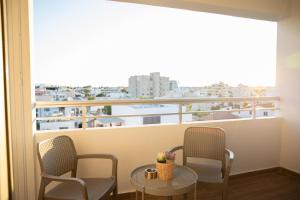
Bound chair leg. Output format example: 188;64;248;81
222;187;228;200
38;180;46;200
113;186;118;200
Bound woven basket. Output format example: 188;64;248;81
156;161;174;181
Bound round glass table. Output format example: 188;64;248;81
130;164;198;200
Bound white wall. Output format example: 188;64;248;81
35;118;281;193
277;0;300;173
5;0;36;199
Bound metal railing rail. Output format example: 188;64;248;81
34;96;279;108
34;96;280;130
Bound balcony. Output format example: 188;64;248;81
34;97;284;195
33;96;299;200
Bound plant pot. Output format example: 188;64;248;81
156;161;174;181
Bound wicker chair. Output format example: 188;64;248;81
37;135;118;200
170;127;234;200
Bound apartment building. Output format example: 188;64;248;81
128;72;170;98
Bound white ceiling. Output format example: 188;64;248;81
113;0;291;21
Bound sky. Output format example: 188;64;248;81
33;0;277;87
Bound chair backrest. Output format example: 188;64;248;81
37;135;77;176
183;127;226;171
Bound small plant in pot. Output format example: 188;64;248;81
156;151;176;181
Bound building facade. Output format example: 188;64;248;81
128;72;170;98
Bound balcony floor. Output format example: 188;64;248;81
120;169;299;200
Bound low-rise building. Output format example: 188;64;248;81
112;104;192;126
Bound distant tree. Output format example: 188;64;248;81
83;88;91;97
138;96;151;99
121;88;128;94
187;104;192;112
88;96;95;100
103;106;112;115
196;112;209;118
254;88;266;96
96;93;106;97
243;102;249;108
211;105;220;110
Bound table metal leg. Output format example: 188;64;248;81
142;187;145;200
194;183;197;200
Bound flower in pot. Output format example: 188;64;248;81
165;151;176;162
156;151;176;181
157;152;167;163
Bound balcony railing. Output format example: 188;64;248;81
34;96;280;131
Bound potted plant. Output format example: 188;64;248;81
156;151;176;181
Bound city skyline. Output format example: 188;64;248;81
33;0;277;87
35;79;275;88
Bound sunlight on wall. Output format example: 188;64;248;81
286;52;300;68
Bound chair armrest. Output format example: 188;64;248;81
77;154;118;177
42;174;88;199
224;149;234;182
169;145;183;153
225;149;234;166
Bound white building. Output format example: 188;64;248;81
232;108;277;118
128;72;170;98
112;104;192;126
231;84;253;97
35;85;75;101
38;120;78;131
129;75;151;98
205;82;232;97
35;95;53;102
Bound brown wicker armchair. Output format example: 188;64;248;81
170;127;234;200
37;135;118;200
